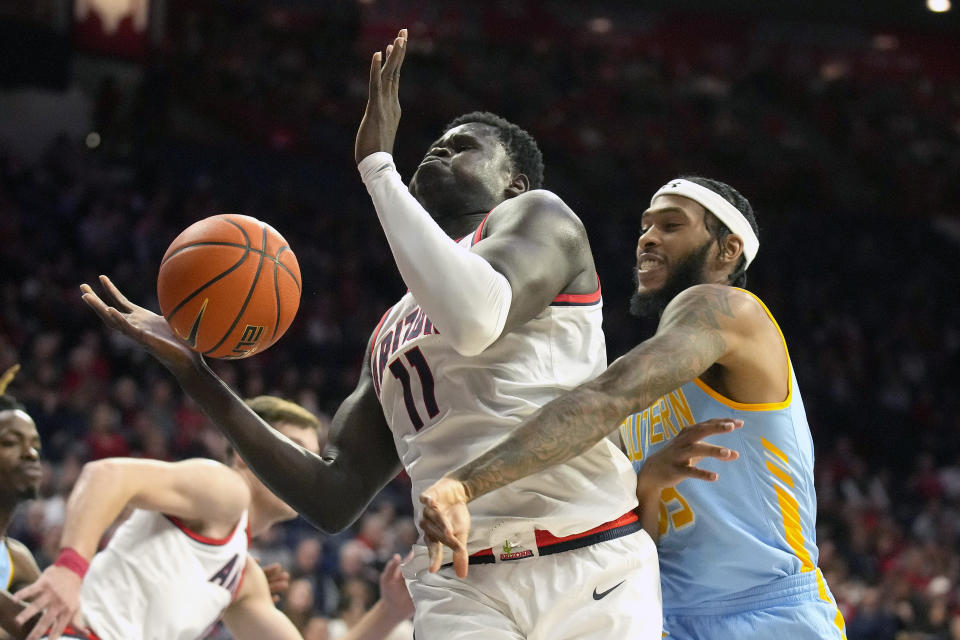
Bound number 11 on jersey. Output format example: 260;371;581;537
388;346;439;430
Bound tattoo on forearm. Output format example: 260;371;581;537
459;286;733;500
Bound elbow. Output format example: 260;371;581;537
78;458;125;486
442;319;502;357
304;507;360;535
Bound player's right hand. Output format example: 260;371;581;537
354;28;408;164
419;477;471;578
14;566;84;640
636;418;743;499
81;275;202;376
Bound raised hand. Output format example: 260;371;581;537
355;28;408;164
80;275;202;376
14;566;84;640
378;551;414;620
418;477;471;578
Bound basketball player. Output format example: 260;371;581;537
9;396;412;640
0;365;42;595
420;177;847;639
80;29;662;639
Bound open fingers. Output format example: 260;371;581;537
22;605;53;640
681;418;743;441
428;540;444;574
452;543;469;579
419;509;460;549
381;30;407;88
677;463;720;482
98;275;136;313
687;441;739;462
15;591;45;627
367;50;382;101
383;553;402;578
45;615;69;640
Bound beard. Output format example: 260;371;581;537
630;241;712;319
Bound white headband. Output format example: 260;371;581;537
651;179;759;269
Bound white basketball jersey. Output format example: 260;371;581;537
80;509;249;640
371;223;637;554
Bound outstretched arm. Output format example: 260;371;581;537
81;277;401;533
420;284;749;575
355;31;595;355
15;457;250;640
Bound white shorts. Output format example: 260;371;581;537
405;527;661;640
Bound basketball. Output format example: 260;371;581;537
157;214;301;359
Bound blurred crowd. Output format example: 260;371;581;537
1;1;958;638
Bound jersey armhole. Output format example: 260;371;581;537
692;289;792;411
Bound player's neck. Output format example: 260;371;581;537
0;496;17;535
245;503;283;538
436;211;489;240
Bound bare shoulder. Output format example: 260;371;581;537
5;537;40;588
660;284;738;328
487;189;586;241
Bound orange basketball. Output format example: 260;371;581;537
157;214;301;359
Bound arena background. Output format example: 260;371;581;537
1;1;959;638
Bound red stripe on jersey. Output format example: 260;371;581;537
231;557;248;603
165;515;242;546
51;624;102;639
370;307;393;358
552;275;602;304
471;212;494;245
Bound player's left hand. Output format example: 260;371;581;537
14;565;84;640
355;28;408;164
419;477;471;578
636;418;743;499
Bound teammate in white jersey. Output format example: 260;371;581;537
79;28;661;639
421;177;846;639
0;365;42;595
9;396;413;640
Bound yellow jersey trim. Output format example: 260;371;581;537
691;288;792;411
5;539;12;589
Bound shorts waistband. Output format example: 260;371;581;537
451;511;641;567
664;569;828;616
42;624;101;640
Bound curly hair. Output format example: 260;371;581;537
681;176;760;288
444;111;545;189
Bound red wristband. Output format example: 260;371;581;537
54;547;89;580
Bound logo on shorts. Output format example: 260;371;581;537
499;539;533;561
592;580;625;600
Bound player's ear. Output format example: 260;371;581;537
504;173;529;198
719;234;744;265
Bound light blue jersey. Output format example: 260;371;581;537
619;291;846;638
0;538;12;589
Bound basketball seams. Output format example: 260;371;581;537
162;222;252;323
204;223;269;357
163;241;300;291
271;248;284;342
